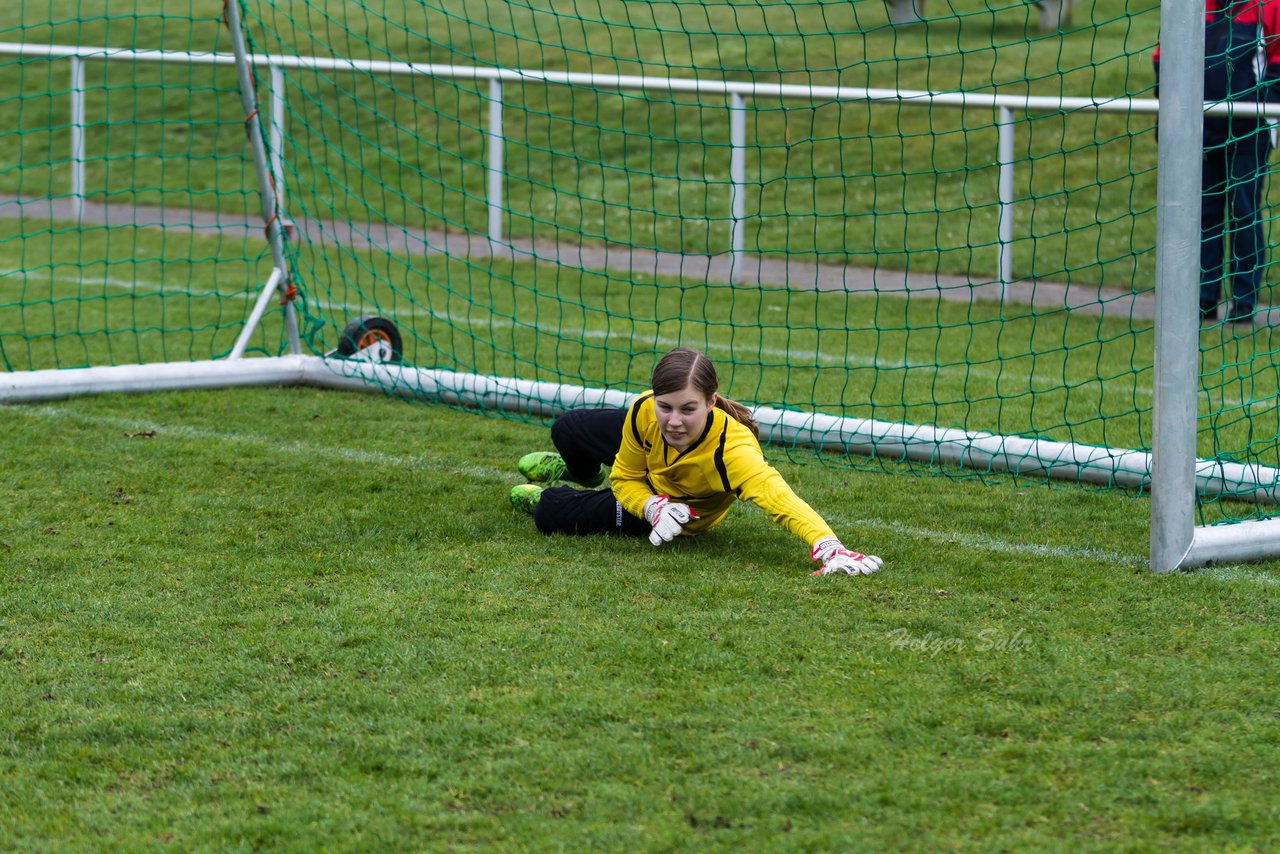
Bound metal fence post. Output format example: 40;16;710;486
69;56;85;224
729;92;746;283
996;106;1016;299
269;63;287;217
487;77;504;248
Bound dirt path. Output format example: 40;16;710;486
0;193;1169;322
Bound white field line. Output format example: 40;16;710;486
16;402;1146;567
832;513;1145;568
1;266;1159;398
0;266;952;372
15;403;506;483
1200;565;1280;585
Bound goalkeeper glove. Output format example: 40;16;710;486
810;536;883;577
643;494;698;546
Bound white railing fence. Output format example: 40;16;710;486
5;40;1249;292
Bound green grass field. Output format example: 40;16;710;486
4;3;1280;848
3;386;1279;850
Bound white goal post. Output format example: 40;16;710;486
1148;0;1280;570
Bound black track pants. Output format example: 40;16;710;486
533;407;649;537
533;484;650;537
549;407;626;481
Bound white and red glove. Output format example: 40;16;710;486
643;494;698;546
810;536;883;577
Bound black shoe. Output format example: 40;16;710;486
1200;305;1219;323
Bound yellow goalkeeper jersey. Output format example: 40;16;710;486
610;392;837;547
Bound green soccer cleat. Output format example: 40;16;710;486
509;483;545;515
518;451;569;484
518;451;607;487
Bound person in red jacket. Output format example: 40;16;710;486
1156;0;1280;323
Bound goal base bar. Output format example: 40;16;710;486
4;355;1278;569
0;356;311;401
1180;520;1280;569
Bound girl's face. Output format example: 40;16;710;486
653;382;717;452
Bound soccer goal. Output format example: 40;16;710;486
1;1;1277;571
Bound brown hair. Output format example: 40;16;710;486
651;347;759;438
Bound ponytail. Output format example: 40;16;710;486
715;395;759;439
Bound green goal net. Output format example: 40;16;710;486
4;1;1280;534
0;4;290;369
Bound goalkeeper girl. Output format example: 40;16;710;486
509;347;883;576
